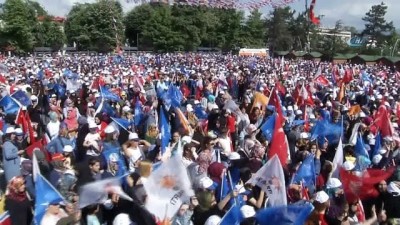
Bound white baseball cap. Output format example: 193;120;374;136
204;215;221;225
315;191;329;203
326;178;342;189
113;213;133;225
63;145;74;153
343;161;355;171
128;132;140;141
104;126;116;134
5;127;15;134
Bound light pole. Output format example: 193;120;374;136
391;38;400;57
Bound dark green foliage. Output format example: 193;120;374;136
64;0;124;52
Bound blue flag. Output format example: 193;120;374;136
167;85;183;108
354;134;371;170
11;90;31;106
35;174;64;224
372;132;382;159
0;95;20;114
160;106;171;154
256;202;314;225
100;87;121;102
102;147;127;177
311;119;342;145
111;117;131;131
292;154;316;188
97;100;117;117
260;114;276;141
53;83;66;97
355;134;369;158
194;105;208;119
220;205;243;225
134;101;143;126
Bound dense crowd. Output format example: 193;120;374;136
0;53;399;225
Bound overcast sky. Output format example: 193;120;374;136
0;0;399;30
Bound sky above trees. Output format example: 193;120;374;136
0;0;399;29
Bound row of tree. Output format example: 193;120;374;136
0;0;398;55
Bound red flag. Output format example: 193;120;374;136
314;75;330;87
268;88;283;120
26;139;43;158
267;88;288;166
343;68;353;84
309;0;320;25
340;167;395;202
373;105;394;137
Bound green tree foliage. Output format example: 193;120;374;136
289;12;309;51
362;2;394;47
34;17;66;50
241;10;265;48
0;0;36;52
64;0;124;52
124;4;245;51
265;7;294;51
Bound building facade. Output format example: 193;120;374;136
317;27;352;43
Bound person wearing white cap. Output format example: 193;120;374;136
122;132;150;173
84;122;102;157
204;215;221;225
343;161;356;171
113;213;135;225
313;191;330;216
3;127;24;182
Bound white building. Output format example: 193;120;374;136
317;27;352;43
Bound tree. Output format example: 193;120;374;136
34;17;66;50
362;2;394;47
266;6;294;52
64;0;124;52
0;0;36;52
289;11;309;51
124;4;247;51
242;10;266;48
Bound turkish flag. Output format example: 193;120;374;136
314;75;330;87
340;167;395;202
267;88;289;166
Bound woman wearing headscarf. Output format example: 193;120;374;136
47;111;61;140
2;127;24;183
5;176;33;225
63;99;80;133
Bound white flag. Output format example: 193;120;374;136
246;154;287;206
332;138;344;178
78;176;133;209
32;150;41;182
144;156;194;220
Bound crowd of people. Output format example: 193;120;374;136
0;52;399;225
